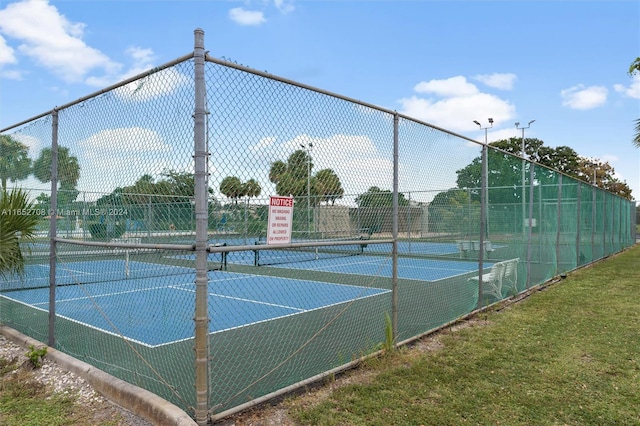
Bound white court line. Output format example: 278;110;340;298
31;284;191;305
170;285;305;312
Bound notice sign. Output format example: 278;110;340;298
267;196;294;245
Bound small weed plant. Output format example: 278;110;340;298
382;312;395;353
26;345;47;368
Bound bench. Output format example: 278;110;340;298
456;240;472;258
468;258;519;300
456;240;496;258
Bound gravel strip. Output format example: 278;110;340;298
0;333;154;426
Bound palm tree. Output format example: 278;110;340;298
0;135;32;192
243;179;262;201
314;168;344;205
0;188;39;277
219;176;244;204
32;146;81;207
268;160;287;184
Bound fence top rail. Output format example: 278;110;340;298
55;237;194;251
1;52;194;134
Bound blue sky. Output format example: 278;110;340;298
0;0;639;201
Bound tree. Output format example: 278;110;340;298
428;188;478;236
354;186;410;234
269;149;311;198
455;138;633;201
32;146;81;206
243;179;262;201
576;158;633;199
355;186;410;207
0;188;39;277
94;171;214;232
268;160;287;184
0;135;32;192
630;57;640;148
314;168;344;205
219;176;244;204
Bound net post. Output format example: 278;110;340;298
193;27;210;426
48;109;59;348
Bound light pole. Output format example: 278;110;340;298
300;142;313;237
516;120;535;237
474;118;493;239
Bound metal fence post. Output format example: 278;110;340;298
48;109;59;348
526;161;535;289
391;112;399;346
193;28;210;426
555;174;563;275
575;183;582;266
602;193;607;256
476;144;487;308
592;184;596;260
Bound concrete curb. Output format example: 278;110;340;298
0;325;198;426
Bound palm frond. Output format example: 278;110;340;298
0;188;40;277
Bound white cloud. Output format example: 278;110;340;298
110;67;191;101
11;133;41;156
80;127;169;153
613;75;640;99
414;76;479;97
399;92;515;132
473;73;517;90
402;75;517;133
1;69;22;80
0;34;16;65
0;0;120;83
274;0;295;13
250;136;278;153
124;46;155;72
229;8;267;26
85;45;164;88
561;84;608;110
76;127;175;192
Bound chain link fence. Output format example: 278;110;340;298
1;29;636;424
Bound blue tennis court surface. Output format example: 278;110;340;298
266;256;487;281
2;268;388;348
1;260;194;291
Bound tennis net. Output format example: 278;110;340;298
2;245;223;292
253;237;367;267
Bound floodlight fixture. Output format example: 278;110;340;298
488;118;494;124
473;120;481;127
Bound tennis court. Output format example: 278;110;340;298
263;256;488;281
1;261;389;347
200;239;491;281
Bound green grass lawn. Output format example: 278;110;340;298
289;244;640;425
